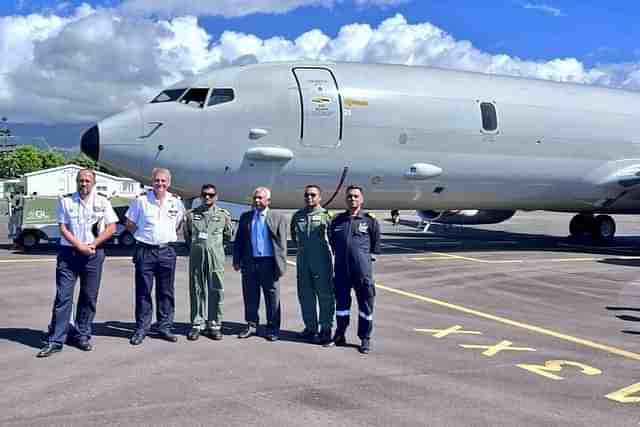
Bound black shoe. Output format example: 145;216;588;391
157;331;178;343
238;325;256;339
187;328;200;341
209;329;223;341
296;328;317;340
129;332;145;346
318;330;333;347
333;335;347;347
75;339;93;352
266;333;279;342
359;339;371;354
37;343;63;358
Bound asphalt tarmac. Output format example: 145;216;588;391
1;211;639;426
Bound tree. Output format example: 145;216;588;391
68;152;97;169
41;149;66;169
0;145;66;177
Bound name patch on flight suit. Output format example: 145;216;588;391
198;232;208;240
193;214;202;220
358;222;369;233
311;215;322;223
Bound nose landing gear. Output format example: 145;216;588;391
569;213;616;242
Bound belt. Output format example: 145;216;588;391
136;241;170;249
252;256;274;261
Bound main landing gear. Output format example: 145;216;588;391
569;213;616;242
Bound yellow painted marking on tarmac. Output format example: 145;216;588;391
516;360;602;381
409;253;640;264
0;258;56;263
460;340;536;357
408;256;457;261
428;252;523;264
549;256;640;262
415;325;482;338
0;257;132;264
605;382;640;403
375;282;640;362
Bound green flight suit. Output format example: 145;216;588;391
290;207;335;333
184;205;233;331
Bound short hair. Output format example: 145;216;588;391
76;168;96;182
254;186;271;199
345;185;364;195
151;167;171;181
304;184;322;194
201;183;217;193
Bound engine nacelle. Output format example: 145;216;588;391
416;209;516;225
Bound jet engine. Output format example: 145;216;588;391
416;209;516;225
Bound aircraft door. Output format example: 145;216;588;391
293;67;342;148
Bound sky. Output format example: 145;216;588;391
1;0;640;147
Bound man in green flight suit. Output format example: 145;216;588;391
290;184;335;346
184;184;233;341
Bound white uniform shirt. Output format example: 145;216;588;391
125;190;184;245
56;191;118;247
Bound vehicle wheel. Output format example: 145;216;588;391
118;231;136;247
591;215;616;242
569;213;593;238
20;231;40;250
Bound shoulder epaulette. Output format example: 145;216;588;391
97;191;108;198
365;212;376;219
138;191;147;197
218;207;231;215
60;192;73;199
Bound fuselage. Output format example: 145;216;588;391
81;61;640;212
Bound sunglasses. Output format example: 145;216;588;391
304;193;318;198
201;192;217;198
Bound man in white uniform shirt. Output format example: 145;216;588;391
126;168;184;345
37;169;117;358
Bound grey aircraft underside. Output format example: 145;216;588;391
80;61;640;241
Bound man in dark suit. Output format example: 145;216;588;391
233;187;288;341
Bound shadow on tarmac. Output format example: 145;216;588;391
0;327;45;349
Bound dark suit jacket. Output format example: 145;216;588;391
233;208;288;280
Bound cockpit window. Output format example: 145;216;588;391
180;88;210;108
207;88;235;107
151;89;186;103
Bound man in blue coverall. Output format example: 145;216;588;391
329;185;381;354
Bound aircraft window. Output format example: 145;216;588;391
480;102;498;131
151;89;186;103
180;88;210;108
207;88;235;107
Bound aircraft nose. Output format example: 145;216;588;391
81;125;99;162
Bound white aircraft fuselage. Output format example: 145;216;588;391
81;61;640;236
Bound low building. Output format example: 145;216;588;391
0;179;23;199
22;164;141;197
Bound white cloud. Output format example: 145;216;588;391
121;0;333;18
120;0;408;17
2;9;640;125
523;3;565;17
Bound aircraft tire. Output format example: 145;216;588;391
569;213;594;238
118;231;136;248
20;231;40;250
591;215;616;242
